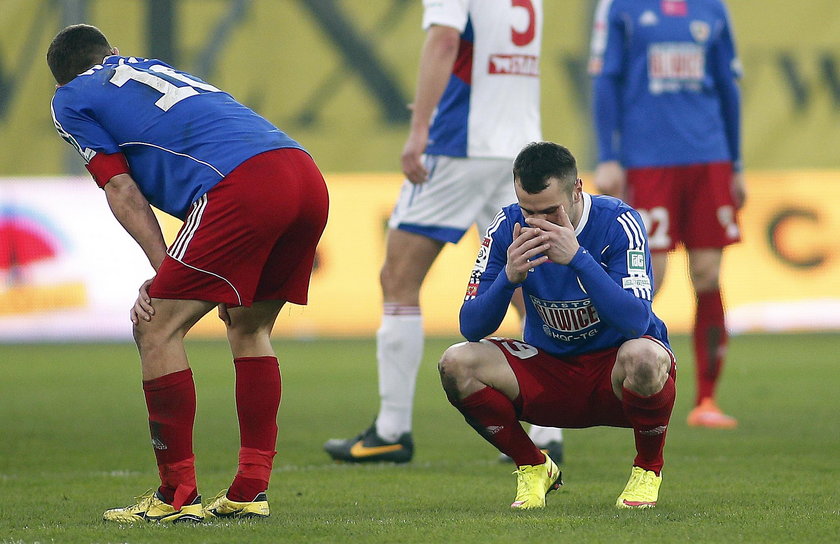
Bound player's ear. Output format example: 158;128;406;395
572;178;583;201
111;46;119;56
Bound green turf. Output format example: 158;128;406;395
1;333;838;543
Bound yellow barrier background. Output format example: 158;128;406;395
3;0;840;174
163;170;840;338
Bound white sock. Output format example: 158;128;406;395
375;305;423;442
528;424;564;445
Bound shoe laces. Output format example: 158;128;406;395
132;489;159;510
628;468;657;494
512;464;543;495
207;489;229;506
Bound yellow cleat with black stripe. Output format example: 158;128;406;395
103;490;204;523
616;466;662;509
204;489;270;519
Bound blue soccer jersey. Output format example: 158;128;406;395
51;55;303;219
589;0;741;168
461;193;670;357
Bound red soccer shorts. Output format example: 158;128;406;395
149;148;329;306
625;162;740;252
486;337;676;429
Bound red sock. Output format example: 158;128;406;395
143;368;197;509
694;290;728;404
622;376;676;475
228;356;280;501
453;387;543;467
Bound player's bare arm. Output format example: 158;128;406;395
103;173;167;269
103;173;168;324
401;24;460;184
505;222;551;283
524;205;580;265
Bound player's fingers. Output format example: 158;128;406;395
527;255;551;269
513;222;522;239
558;205;574;229
131;302;151;323
401;153;427;183
217;304;231;326
137;278;154;303
524;217;552;231
518;230;548;250
137;296;154;316
522;243;550;261
406;166;427;184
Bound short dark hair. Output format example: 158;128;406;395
513;141;578;194
47;24;112;85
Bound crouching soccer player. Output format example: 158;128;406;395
47;25;329;522
439;142;675;509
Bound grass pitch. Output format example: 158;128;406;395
1;332;838;543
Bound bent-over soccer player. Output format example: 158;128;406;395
439;142;675;509
48;25;329;522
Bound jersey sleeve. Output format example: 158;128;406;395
422;0;469;32
85;152;131;188
588;0;625;78
589;0;625;162
709;1;742;170
459;211;518;341
567;208;653;338
51;89;129;187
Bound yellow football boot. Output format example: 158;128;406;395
204;489;270;519
616;466;662;509
510;454;562;509
103;490;204;523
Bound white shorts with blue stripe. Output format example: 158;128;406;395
388;155;516;244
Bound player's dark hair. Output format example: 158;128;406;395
47;24;112;85
513;141;578;194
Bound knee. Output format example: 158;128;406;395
132;315;184;354
438;342;480;397
689;265;721;293
226;320;262;344
616;342;667;389
132;318;166;354
379;263;421;303
438;342;471;378
379;263;405;300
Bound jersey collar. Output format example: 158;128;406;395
575;192;593;235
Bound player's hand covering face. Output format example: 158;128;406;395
515;177;581;266
506;222;551;284
525;205;580;266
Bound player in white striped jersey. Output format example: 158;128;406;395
324;0;564;464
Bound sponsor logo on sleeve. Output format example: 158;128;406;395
623;276;652;290
627;250;647;273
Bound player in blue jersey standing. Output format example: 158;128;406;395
439;142;676;509
589;0;744;428
323;0;565;466
47;25;329;522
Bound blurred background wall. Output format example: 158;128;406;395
2;0;839;340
